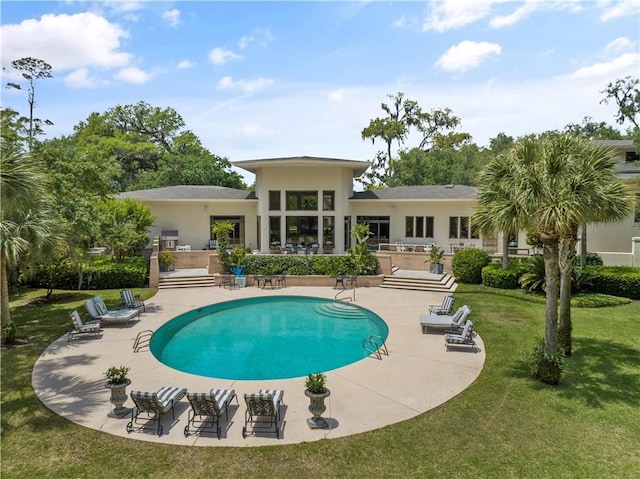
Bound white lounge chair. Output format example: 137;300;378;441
184;388;238;438
444;320;478;352
126;386;188;436
420;305;471;334
242;389;284;438
428;295;455;315
120;289;145;312
84;296;140;325
67;310;101;342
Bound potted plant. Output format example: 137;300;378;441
158;250;176;272
104;365;131;418
229;246;248;287
427;245;445;274
304;372;330;429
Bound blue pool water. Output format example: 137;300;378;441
150;296;388;380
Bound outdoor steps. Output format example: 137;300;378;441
379;273;457;293
313;303;368;319
158;274;216;289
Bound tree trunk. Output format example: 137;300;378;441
559;232;577;356
542;238;560;355
1;252;11;328
580;224;587;268
502;233;509;269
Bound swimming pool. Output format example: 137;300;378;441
150;296;389;380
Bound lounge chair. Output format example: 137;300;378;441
428;295;455;315
120;289;145;312
67;310;101;342
420;305;471;334
444;320;477;352
183;388;238;438
126;386;188;436
242;389;284;438
84;296;140;325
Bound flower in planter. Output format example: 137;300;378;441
104;365;130;385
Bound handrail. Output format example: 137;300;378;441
362;338;382;360
368;335;388;356
133;330;154;352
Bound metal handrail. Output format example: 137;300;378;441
133;330;154;352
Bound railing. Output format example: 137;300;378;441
362;335;388;360
133;330;154;352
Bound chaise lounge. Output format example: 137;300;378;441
419;305;471;334
120;289;145;312
428;295;455;315
84;296;140;325
67;310;101;342
444;320;478;352
242;389;285;439
183;388;238;438
126;386;188;436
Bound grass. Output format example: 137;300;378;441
1;286;639;478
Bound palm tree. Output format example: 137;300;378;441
1;142;61;329
556;138;633;355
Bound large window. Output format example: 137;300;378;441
269;190;281;211
211;216;245;246
323;216;335;246
406;216;434;238
286;191;318;210
269;216;281;247
286;216;318;245
357;216;389;247
449;216;478;239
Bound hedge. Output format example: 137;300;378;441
24;256;148;290
452;248;491;284
244;254;379;276
583;266;640;300
482;262;528;289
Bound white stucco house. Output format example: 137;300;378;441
119;142;640;266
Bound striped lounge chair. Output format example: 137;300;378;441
183;388;238;438
242;389;285;439
420;305;471;334
120;289;145;312
428;295;455;315
444;320;478;352
85;296;140;325
126;386;187;436
67;310;101;342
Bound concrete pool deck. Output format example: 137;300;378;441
32;284;485;447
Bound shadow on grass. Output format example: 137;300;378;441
509;336;639;409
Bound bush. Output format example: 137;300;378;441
244;254;378;276
519;255;546;292
482;262;527;289
452;248;490;284
24;256;148;290
583;266;640;299
575;252;604;266
529;338;565;385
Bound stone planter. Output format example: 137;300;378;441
429;263;444;274
235;275;246;288
105;379;131;418
304;388;331;429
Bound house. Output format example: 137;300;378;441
119;144;640;266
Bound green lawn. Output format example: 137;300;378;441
1;287;639;479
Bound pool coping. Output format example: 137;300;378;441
32;285;485;447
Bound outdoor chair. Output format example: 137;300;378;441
126;386;188;436
444;320;478;352
120;289;145;312
84;296;140;325
242;389;285;438
67;310;101;342
420;305;471;334
275;272;287;288
428;295;455;315
219;274;238;289
183;388;238;438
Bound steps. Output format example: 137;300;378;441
158;274;216;289
313;303;368;319
379;272;457;293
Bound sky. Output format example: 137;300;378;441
1;0;639;185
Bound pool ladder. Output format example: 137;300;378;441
362;335;388;360
133;330;154;352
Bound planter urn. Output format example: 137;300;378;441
304;388;331;429
105;379;131;418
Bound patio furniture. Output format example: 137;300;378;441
120;289;145;312
184;388;238;438
428;295;455;315
84;296;140;325
444;320;478;352
420;305;471;334
67;310;101;342
242;389;284;438
127;386;188;436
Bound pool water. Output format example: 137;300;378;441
150;296;389;380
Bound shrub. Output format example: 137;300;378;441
519;255;546;292
575;252;604;266
583;266;640;299
452;248;490;284
528;338;565;385
244;254;377;277
482;262;527;289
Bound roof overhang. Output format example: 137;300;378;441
232;156;371;177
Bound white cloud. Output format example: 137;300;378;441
598;0;640;21
606;36;634;51
435;41;502;74
114;66;153;84
237;123;275;137
238;34;254;49
64;68;101;88
0;12;131;70
238;28;275;49
328;89;348;102
490;1;539;28
209;47;243;65
217;76;274;93
177;59;195;69
162;9;180;27
423;0;496;32
558;52;640;81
